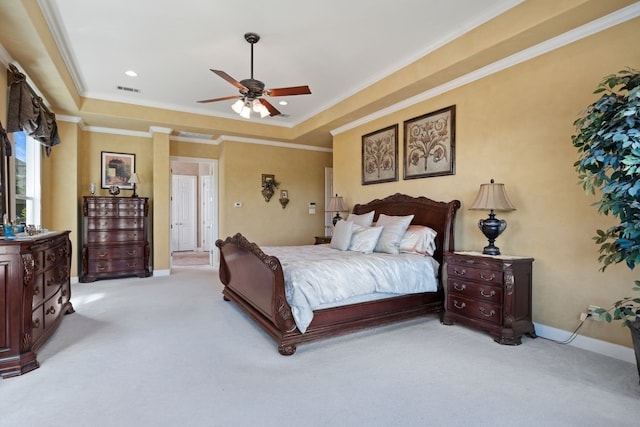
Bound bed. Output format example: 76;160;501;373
215;193;460;355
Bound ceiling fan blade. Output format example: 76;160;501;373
266;86;312;97
197;95;242;103
259;98;281;116
210;69;248;91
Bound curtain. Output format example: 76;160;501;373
6;64;61;156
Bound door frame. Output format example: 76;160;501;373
170;156;219;267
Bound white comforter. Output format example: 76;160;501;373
263;245;440;333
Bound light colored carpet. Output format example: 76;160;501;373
1;266;638;427
172;251;210;266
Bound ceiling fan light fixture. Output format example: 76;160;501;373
239;101;252;119
231;99;244;114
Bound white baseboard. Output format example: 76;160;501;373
535;322;636;364
153;269;171;277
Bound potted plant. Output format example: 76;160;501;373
572;67;640;383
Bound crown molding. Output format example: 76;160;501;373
330;3;640;136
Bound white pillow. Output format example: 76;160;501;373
400;225;438;256
346;211;375;227
330;220;354;251
348;224;384;254
374;214;415;254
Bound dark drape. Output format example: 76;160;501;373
6;64;61;156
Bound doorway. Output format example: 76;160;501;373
170;158;218;268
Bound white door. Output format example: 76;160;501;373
201;174;217;256
171;175;197;251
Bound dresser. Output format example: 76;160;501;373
81;196;150;282
0;231;73;378
442;251;535;345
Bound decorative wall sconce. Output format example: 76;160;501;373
279;190;289;209
261;174;279;202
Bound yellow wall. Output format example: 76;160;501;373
170;140;219;159
219;140;332;245
333;18;640;347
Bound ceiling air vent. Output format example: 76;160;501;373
116;85;141;93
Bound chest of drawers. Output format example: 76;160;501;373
442;251;536;345
80;196;150;282
0;231;73;378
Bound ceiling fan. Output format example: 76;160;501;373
198;32;311;118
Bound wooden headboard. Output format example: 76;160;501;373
351;193;461;266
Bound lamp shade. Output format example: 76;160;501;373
326;195;347;213
469;179;515;211
128;173;140;185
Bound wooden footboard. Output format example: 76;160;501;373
216;194;460;355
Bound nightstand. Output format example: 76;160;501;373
314;236;332;245
442;251;536;345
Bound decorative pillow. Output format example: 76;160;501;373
374;214;415;254
348;224;384;254
400;225;438;256
330;220;354;251
346;211;375;227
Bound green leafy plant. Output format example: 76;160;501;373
572;68;640;325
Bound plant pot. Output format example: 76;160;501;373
628;318;640;385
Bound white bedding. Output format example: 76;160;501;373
263;244;440;333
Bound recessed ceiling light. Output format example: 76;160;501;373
279;101;288;106
125;70;138;77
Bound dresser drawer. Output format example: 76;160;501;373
447;278;502;305
43;288;64;329
446;294;501;325
43;267;66;299
87;218;145;230
88;258;146;274
32;275;44;308
86;244;145;260
86;230;146;243
43;242;69;270
31;306;45;344
447;264;503;285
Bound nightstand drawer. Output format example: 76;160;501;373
447;279;502;305
447;264;503;285
446;295;501;325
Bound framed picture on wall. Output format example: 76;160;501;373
101;151;135;189
361;124;398;185
403;105;456;180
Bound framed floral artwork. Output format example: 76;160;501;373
403;105;456;179
361;124;398;185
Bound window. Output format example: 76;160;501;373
10;131;41;225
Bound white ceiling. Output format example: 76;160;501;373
38;0;523;128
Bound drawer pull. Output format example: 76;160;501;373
46;306;56;315
480;272;495;281
32;318;41;329
97;265;107;271
98;251;108;257
127;250;138;256
127;263;137;268
453;283;466;291
480;289;496;298
479;307;496;317
453;267;466;276
453;300;466;310
34;286;40;295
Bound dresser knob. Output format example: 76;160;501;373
453;283;466;291
479;307;496;317
453;267;466;276
32;318;41;329
46;306;56;315
480;289;496;298
453;300;466;310
480;272;495;281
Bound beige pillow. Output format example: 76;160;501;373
400;225;438;256
374;214;414;254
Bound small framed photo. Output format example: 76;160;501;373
101;151;135;189
362;124;399;185
403;105;456;180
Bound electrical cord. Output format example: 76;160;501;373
539;314;589;345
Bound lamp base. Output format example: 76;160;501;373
131;184;138;198
332;213;343;226
478;211;507;256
